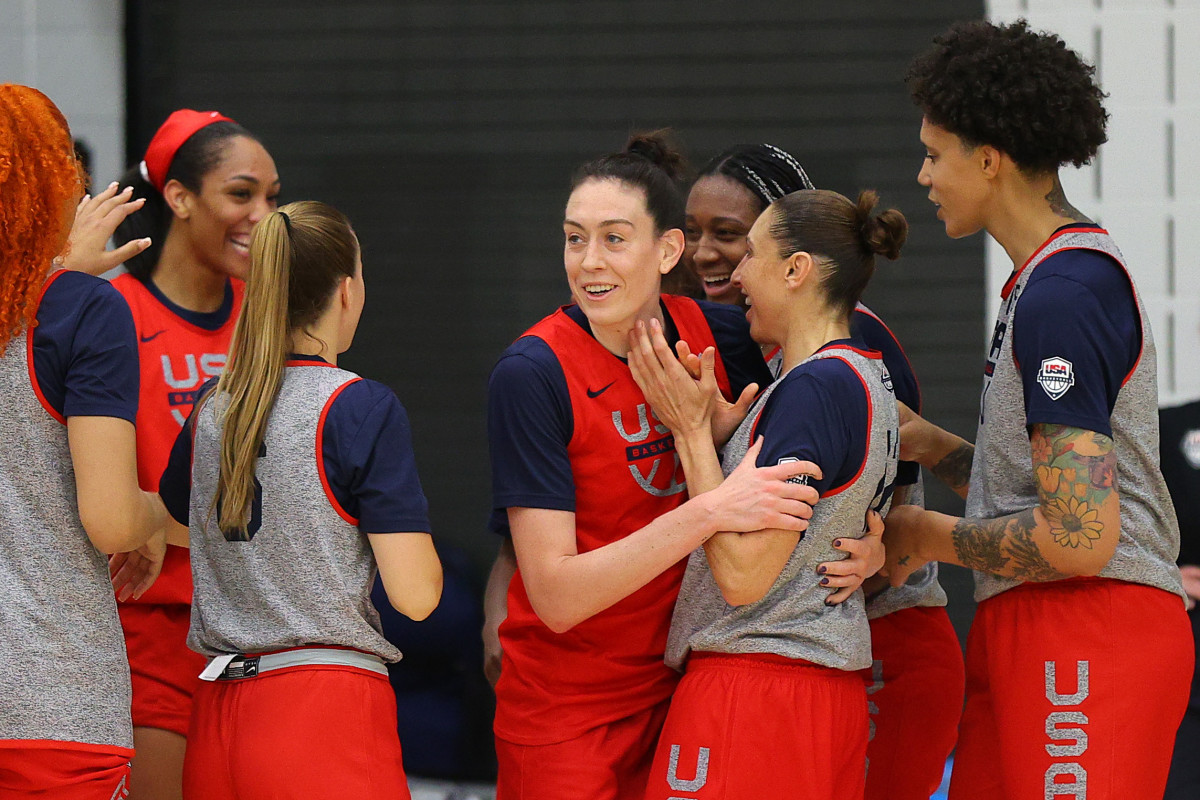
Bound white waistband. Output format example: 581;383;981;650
199;647;389;682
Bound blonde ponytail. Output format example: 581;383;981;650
208;201;359;539
212;210;291;538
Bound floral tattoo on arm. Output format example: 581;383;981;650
948;425;1116;581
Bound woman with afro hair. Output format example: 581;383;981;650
882;19;1192;799
0;84;169;798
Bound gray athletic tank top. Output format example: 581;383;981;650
0;332;132;748
969;228;1183;603
666;345;899;671
188;364;403;661
766;333;946;620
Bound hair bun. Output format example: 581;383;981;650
854;190;908;261
624;129;689;183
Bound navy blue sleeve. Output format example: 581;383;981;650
852;305;920;485
159;421;193;525
322;379;431;534
487;337;575;531
158;377;217;526
1013;250;1140;438
699;301;772;398
32;272;139;422
753;360;869;497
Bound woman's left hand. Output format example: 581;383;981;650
628;317;718;438
109;528;167;601
59;182;151;275
817;509;885;604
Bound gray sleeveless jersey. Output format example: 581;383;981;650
969;229;1183;603
188;365;402;661
767;336;946;621
666;346;899;671
0;334;132;747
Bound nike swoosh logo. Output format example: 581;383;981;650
587;381;616;398
140;329;166;343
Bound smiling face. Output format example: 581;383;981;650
563;178;676;335
684;174;763;306
918;118;992;239
731;209;789;345
176;135;280;279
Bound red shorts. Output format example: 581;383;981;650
949;578;1194;800
118;603;205;736
496;699;669;800
861;606;964;800
183;664;408;800
0;741;132;799
644;652;868;800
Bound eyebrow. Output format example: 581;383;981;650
224;174;281;186
563;218;635;228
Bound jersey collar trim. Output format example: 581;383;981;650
1001;223;1108;300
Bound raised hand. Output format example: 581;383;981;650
627;317;718;438
59;182;151;275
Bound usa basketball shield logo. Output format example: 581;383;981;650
1038;356;1075;400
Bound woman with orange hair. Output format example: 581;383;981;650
0;84;168;799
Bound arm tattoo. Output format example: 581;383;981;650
950;426;1116;581
950;517;1009;573
1032;424;1116;550
932;443;974;492
1046;177;1094;224
950;510;1069;581
1005;511;1068;581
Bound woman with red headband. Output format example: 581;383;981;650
110;109;279;800
0;84;168;799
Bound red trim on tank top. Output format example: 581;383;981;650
1001;226;1110;300
818;355;873;498
746;351;873;497
26;269;69;425
854;304;921;414
286;359;337;368
316;377;362;525
815;342;882;361
1004;237;1144;387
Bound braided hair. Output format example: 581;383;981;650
698;144;814;209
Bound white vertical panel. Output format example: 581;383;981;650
1103;111;1168;201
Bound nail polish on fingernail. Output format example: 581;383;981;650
820;577;829;586
817;565;827;575
833;539;842;547
823;598;834;606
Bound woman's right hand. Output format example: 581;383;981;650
706;437;821;535
628;317;717;438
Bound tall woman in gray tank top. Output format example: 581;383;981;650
629;189;906;800
0;84;170;799
150;201;443;800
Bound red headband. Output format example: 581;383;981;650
140;109;235;192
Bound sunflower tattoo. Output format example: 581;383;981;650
1043;496;1104;549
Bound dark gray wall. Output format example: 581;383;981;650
127;0;986;635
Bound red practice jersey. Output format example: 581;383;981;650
111;273;243;606
495;295;732;745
